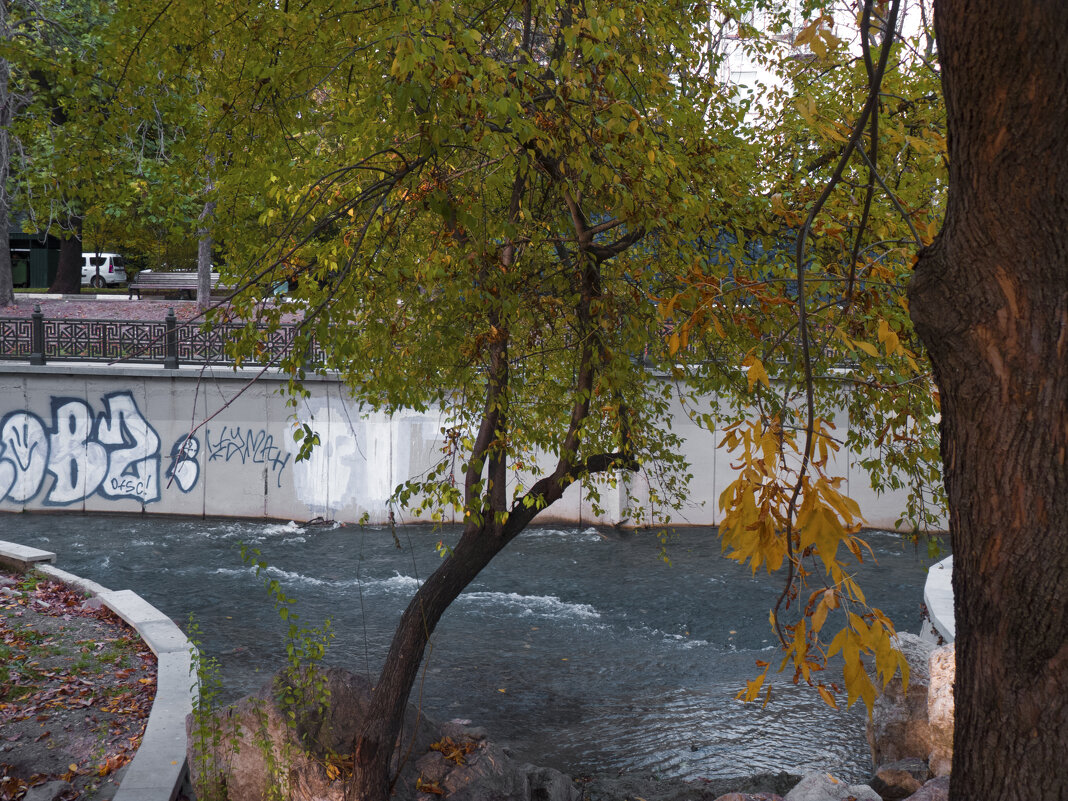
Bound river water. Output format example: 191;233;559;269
0;515;941;783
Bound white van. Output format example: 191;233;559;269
81;252;127;288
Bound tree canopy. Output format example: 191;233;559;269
28;2;1066;800
85;2;958;796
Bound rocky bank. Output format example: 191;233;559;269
187;648;953;801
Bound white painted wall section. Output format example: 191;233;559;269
0;364;943;530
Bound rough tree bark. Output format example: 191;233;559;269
0;0;16;307
908;2;1068;799
48;223;81;293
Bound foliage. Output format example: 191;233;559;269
187;551;336;801
186;617;232;801
660;0;946;709
105;0;948;760
117;0;747;523
3;0;206;272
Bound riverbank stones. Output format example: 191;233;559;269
783;772;880;801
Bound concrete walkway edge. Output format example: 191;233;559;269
924;555;955;643
0;541;196;801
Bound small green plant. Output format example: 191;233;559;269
186;548;337;801
15;571;45;592
186;616;235;801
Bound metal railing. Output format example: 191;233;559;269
0;305;317;369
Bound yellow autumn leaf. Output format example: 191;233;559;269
811;591;832;633
926;219;939;242
853;339;880;358
877;319;902;356
843;657;877;711
817;683;838;710
793;18;820;47
744;355;770;391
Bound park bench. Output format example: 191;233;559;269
128;270;229;300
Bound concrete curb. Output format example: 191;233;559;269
924;555;954;643
0;542;56;571
0;541;196;801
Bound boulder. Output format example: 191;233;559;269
22;781;75;801
903;777;949;801
867;633;936;767
926;645;955;777
868;758;930;801
712;794;784;801
188;667;438;801
783;772;881;801
187;667;579;801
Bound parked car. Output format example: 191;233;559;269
81;252;127;288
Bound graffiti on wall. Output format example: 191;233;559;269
165;435;201;493
205;426;290;488
0;391;191;506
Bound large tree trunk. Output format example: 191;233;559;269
49;222;82;294
0;4;15;308
345;523;517;801
0;222;12;307
908;2;1068;799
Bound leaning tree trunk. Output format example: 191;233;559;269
345;523;518;801
908;2;1068;799
345;472;587;801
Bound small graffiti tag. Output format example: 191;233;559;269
205;426;290;487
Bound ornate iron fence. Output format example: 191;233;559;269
0;306;318;368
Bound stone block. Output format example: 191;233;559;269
99;589;172;629
926;644;955;776
36;564;110;596
867;633;936;767
869;757;929;800
0;541;56;571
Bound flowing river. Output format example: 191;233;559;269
0;515;942;783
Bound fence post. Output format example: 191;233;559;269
164;308;179;369
29;304;45;366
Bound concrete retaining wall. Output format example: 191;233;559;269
0;363;928;529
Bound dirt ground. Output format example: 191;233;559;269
0;570;157;800
0;295;211;324
1;293;303;326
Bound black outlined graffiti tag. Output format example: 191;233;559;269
205;426;290;487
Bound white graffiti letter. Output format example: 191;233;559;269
165;435;200;493
0;412;49;502
47;399;107;505
96;392;161;503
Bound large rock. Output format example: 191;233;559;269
187;667;405;801
868;758;929;801
867;633;936;767
903;776;949;801
783;772;880;801
926;645;955;777
187;667;579;801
